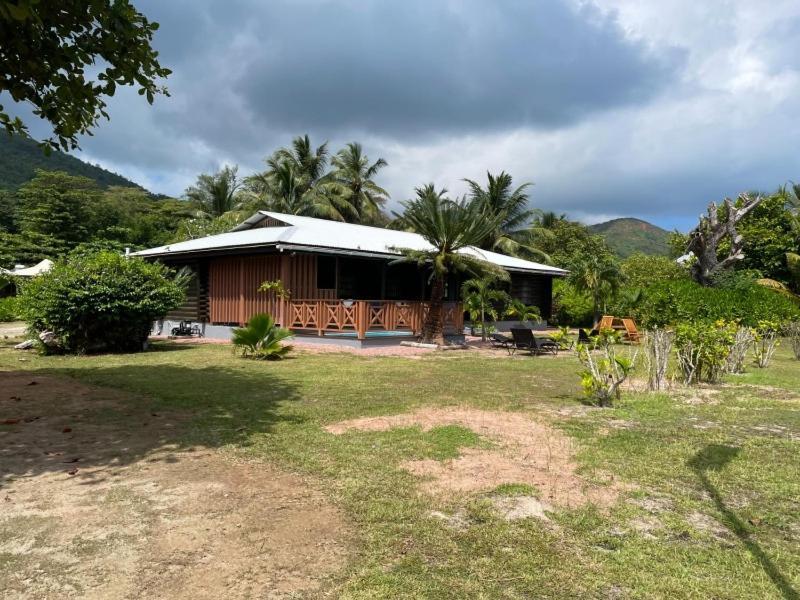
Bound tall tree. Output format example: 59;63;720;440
16;169;99;246
185;166;242;218
464;171;545;259
330;142;389;224
393;184;505;344
247;135;354;221
569;254;623;324
0;0;170;151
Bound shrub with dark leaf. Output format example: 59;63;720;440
19;252;183;353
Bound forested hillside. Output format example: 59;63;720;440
589;217;670;257
0;134;139;190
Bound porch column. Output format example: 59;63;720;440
356;301;368;340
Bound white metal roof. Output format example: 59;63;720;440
0;259;54;277
134;211;566;275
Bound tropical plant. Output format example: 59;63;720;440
172;211;244;241
464;171;549;261
576;331;636;407
392;184;506;344
185;166;243;218
674;321;737;385
461;277;508;341
549;325;573;350
504;298;541;323
330;142;389;224
568;254;623;323
247;135;355;221
0;295;20;322
18;251;183;353
258;279;290;300
752;320;780;368
231;313;293;360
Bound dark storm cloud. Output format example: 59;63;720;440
231;0;680;136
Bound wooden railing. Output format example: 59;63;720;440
281;299;464;339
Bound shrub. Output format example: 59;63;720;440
726;327;755;374
635;279;800;328
551;280;594;326
19;252;183;353
232;313;293;359
641;328;673;391
0;295;20;322
785;322;800;360
752;320;780;368
576;330;636;407
674;321;737;385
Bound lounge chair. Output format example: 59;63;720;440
578;328;593;344
490;332;513;353
510;328;559;355
622;318;640;343
595;315;615;331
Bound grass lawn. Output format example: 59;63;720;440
1;342;799;598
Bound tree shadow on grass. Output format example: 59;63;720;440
688;444;799;600
0;364;304;485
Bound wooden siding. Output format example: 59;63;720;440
510;273;553;319
209;254;334;325
165;261;208;322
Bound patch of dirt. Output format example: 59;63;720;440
1;372;349;599
686;511;733;544
326;407;624;509
492;495;552;521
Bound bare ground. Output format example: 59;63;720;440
0;372;350;599
326;407;624;509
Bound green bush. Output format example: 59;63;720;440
674;321;737;384
551;280;594;326
0;295;20;322
19;252;184;353
635;279;800;328
232;313;293;359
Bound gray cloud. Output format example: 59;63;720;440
6;0;799;230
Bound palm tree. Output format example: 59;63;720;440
569;254;623;324
461;277;509;341
246;135;354;221
393;184;507;344
330;142;389;224
185;165;242;217
464;171;550;261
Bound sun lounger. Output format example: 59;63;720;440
510;328;559;355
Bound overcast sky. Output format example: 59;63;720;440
16;0;800;230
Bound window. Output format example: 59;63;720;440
317;256;336;289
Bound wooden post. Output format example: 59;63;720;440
356;301;368;340
316;300;324;336
238;258;245;326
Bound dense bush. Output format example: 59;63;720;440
19;252;184;353
0;295;20;322
674;321;737;384
634;279;800;328
551;280;594;326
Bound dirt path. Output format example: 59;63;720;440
327;407;624;509
1;372;350;599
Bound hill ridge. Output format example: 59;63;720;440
589;217;670;258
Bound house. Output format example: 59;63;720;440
135;211;566;343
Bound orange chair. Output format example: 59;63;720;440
622;318;640;343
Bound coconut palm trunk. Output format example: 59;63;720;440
422;275;446;344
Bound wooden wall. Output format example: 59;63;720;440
510;273;553;319
208;253;334;325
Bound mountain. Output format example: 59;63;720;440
0;134;141;190
589;217;670;258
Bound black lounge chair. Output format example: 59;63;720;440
490;332;513;353
578;328;592;344
510;328;559;355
